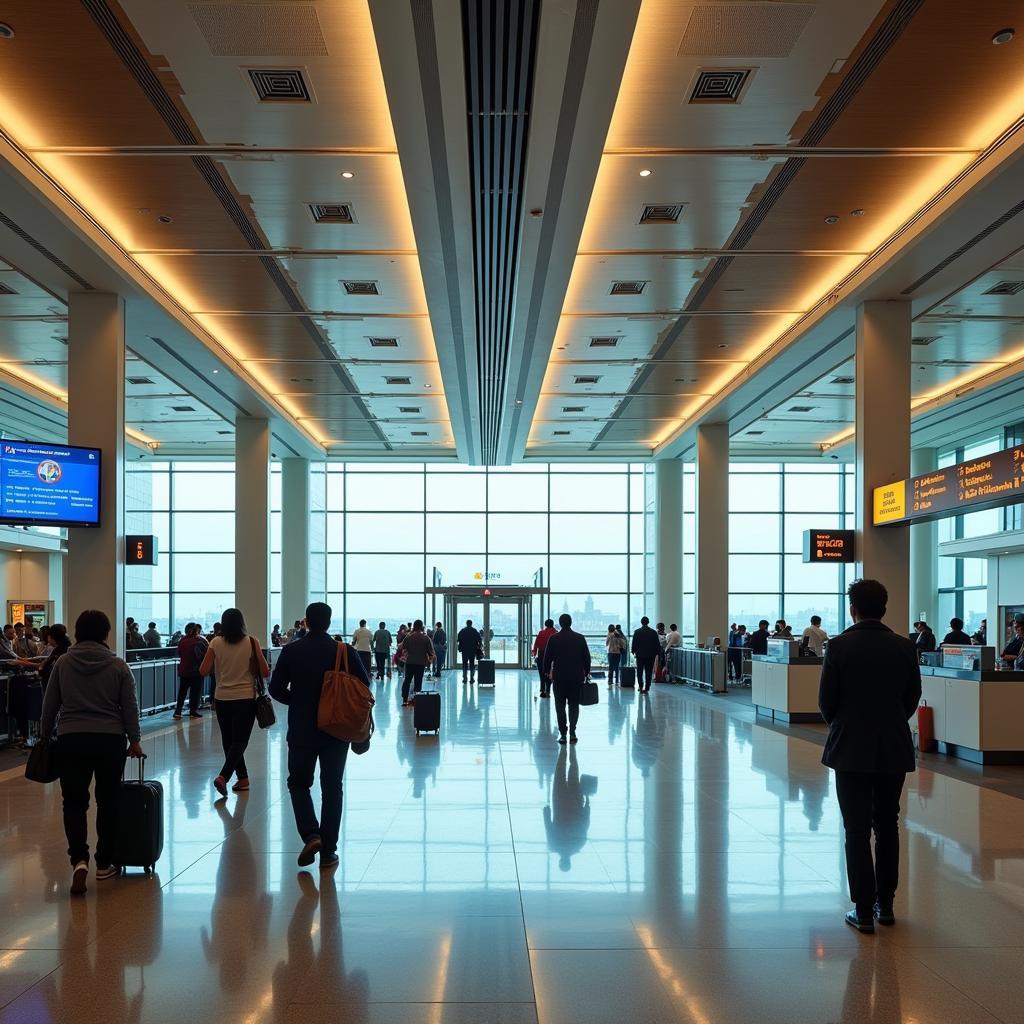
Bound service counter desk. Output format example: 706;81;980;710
919;652;1024;764
667;645;727;693
751;640;823;723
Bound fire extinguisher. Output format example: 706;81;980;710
917;700;936;754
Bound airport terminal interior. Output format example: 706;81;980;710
5;1;1024;1021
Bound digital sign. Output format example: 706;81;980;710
802;529;855;563
126;535;158;566
873;444;1024;526
0;441;101;527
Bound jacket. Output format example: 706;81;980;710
177;634;208;678
432;628;447;649
457;626;482;654
269;634;371;746
818;620;921;773
542;627;592;685
40;642;141;742
915;628;937;652
942;629;972;646
745;629;769;655
532;626;556;658
373;628;392;652
631;625;661;659
401;631;435;666
143;628;162;647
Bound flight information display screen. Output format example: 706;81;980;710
873;444;1024;526
0;441;101;527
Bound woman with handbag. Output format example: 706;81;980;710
199;608;270;797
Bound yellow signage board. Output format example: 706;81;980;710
872;480;907;525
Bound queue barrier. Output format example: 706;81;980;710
667;645;727;694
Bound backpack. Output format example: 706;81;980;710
317;643;375;742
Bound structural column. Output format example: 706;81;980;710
235;418;270;644
855;300;911;629
280;457;311;625
695;423;729;645
653;460;683;626
67;293;125;655
909;447;938;627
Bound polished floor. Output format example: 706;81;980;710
3;671;1024;1023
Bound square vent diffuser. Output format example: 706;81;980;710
640;203;686;223
309;203;353;224
610;280;647;296
247;68;311;102
688;68;752;103
984;280;1024;296
343;280;379;295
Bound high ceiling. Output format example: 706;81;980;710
2;0;1024;462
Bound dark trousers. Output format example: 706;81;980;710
552;680;581;737
835;770;906;914
535;656;550;696
461;652;477;680
403;663;426;703
58;733;126;867
374;652;388;679
358;650;372;676
287;740;349;857
728;648;743;680
635;656;656;691
215;698;257;782
175;674;202;715
607;651;622;685
433;646;446;675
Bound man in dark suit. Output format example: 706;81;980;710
745;620;771;655
818;579;921;934
631;616;661;694
270;601;371;872
542;613;591;744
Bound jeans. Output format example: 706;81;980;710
374;652;388;679
57;732;126;867
552;680;581;737
461;652;477;680
433;645;446;674
287;740;349;857
215;698;257;782
535;655;550;696
358;650;372;676
403;663;426;703
835;770;906;915
175;674;202;716
728;648;743;680
635;656;656;691
607;651;621;685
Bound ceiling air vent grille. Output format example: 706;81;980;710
677;4;813;59
0;282;17;296
589;337;619;347
831;376;855;385
411;431;428;437
562;406;585;413
399;406;420;414
309;203;353;224
553;430;571;436
640;203;686;223
788;405;815;413
171;405;196;413
217;430;233;435
689;68;752;103
574;375;601;385
190;4;328;58
385;376;411;385
983;280;1024;296
126;376;155;386
368;337;398;348
912;336;939;346
247;68;311;102
746;430;764;436
343;280;379;295
610;280;647;296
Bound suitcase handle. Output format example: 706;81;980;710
123;753;147;783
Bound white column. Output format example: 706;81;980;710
280;457;310;625
855;300;911;630
653;460;683;627
67;293;125;655
695;423;729;645
235;418;270;645
909;447;938;627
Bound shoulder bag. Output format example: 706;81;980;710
318;642;376;744
249;636;276;729
25;738;61;783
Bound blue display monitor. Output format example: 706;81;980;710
0;441;101;527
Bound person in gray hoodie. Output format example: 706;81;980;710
40;609;145;896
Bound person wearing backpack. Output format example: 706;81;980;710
174;623;207;720
270;602;371;872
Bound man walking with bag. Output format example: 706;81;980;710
542;614;591;745
270;602;371;872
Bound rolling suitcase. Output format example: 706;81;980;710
477;658;495;686
413;690;441;735
620;666;636;688
114;757;164;874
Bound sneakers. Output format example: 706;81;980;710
71;862;89;896
172;713;183;720
95;865;120;881
874;902;896;926
558;734;568;745
298;835;322;867
320;853;340;872
845;910;875;934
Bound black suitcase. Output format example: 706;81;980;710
477;659;495;686
413;690;440;734
115;757;164;873
620;666;636;688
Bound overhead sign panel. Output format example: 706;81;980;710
802;529;855;563
873;445;1024;526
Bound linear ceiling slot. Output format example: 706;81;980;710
589;337;619;348
399;406;421;413
385;376;411;385
911;335;940;346
562;405;585;413
831;376;855;385
574;375;601;385
126;376;155;386
171;405;196;412
788;405;815;413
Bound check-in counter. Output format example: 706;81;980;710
667;645;727;693
752;639;823;723
918;646;1024;764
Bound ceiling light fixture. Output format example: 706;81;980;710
157;214;173;224
824;215;839;225
639;168;652;177
424;383;433;388
851;208;865;217
341;170;355;179
992;28;1015;44
0;22;14;38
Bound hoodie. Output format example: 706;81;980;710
40;641;141;742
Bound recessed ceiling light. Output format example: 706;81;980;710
424;383;433;388
0;23;14;39
992;28;1015;44
639;168;652;177
157;214;173;224
717;343;728;349
851;208;865;217
341;170;355;179
212;369;219;374
824;215;839;225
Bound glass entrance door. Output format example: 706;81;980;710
485;602;520;667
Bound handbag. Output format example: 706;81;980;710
249;637;276;729
578;677;599;707
25;738;61;783
318;642;376;743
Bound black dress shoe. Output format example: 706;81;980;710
845;910;874;934
874;902;895;926
558;734;567;744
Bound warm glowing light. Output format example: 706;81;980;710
341;170;355;179
639;168;652;177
